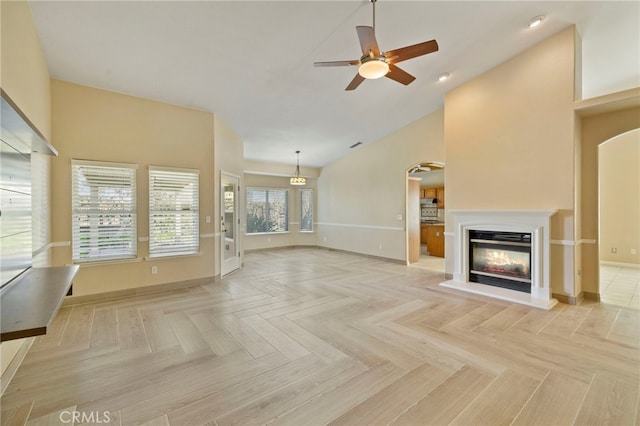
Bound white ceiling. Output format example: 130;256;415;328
29;1;640;168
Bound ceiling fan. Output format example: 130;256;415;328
314;0;439;91
408;165;432;174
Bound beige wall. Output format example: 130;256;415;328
50;80;217;296
599;130;640;263
213;116;244;272
0;1;51;139
0;1;52;379
444;26;579;296
317;108;444;261
244;174;318;251
579;107;640;294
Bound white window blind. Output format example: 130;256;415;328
149;166;199;257
246;188;288;234
72;160;137;262
300;188;313;232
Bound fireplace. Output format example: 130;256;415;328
441;209;558;310
468;230;532;293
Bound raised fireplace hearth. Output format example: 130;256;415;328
441;210;558;310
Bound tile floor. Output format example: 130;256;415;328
600;263;640;309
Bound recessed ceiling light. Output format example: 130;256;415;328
528;15;545;29
438;73;450;82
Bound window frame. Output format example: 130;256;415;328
148;165;200;258
245;187;289;235
299;188;314;233
71;159;138;263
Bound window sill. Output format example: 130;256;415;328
74;257;143;267
246;232;291;236
145;251;203;260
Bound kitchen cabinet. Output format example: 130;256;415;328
420;223;429;244
426;225;445;257
436;187;445;209
422;188;437;199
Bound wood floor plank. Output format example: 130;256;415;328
214;314;276;358
449;369;540;425
140;309;180;353
540;305;592;337
607;308;640;348
60;305;95;348
391;366;494;426
511;371;591;425
474;303;533;334
267;316;349;363
446;303;507;331
0;401;33;426
188;311;241;356
230;361;404;426
573;374;639;426
241;314;311;360
117;307;150;351
167;354;331;425
575;305;620;339
90;307;119;349
329;363;452;426
26;405;75;426
165;311;212;355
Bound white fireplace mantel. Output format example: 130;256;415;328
440;209;558;310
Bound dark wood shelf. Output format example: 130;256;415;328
1;265;79;342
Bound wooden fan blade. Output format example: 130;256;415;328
356;26;381;56
346;73;365;91
314;60;360;67
386;40;439;64
385;64;416;86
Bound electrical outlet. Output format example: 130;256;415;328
206;215;211;224
379;243;383;251
151;266;158;274
611;248;617;254
268;237;272;243
324;236;327;242
632;248;637;255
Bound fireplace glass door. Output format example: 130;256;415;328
469;230;532;293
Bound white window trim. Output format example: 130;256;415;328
246;187;289;235
300;188;314;233
71;159;138;263
148;165;200;258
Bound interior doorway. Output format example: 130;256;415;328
598;129;640;308
406;161;445;272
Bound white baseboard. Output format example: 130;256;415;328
600;261;640;269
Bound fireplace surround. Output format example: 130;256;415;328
441;210;558;309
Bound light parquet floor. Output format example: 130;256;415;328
2;248;639;425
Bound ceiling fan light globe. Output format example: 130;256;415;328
358;60;389;79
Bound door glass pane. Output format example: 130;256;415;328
223;181;235;261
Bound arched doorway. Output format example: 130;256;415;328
598;129;640;308
406;161;445;270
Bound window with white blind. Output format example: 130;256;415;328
300;188;313;232
246;188;288;234
72;160;137;262
149;166;199;257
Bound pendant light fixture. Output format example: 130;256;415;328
290;150;306;186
